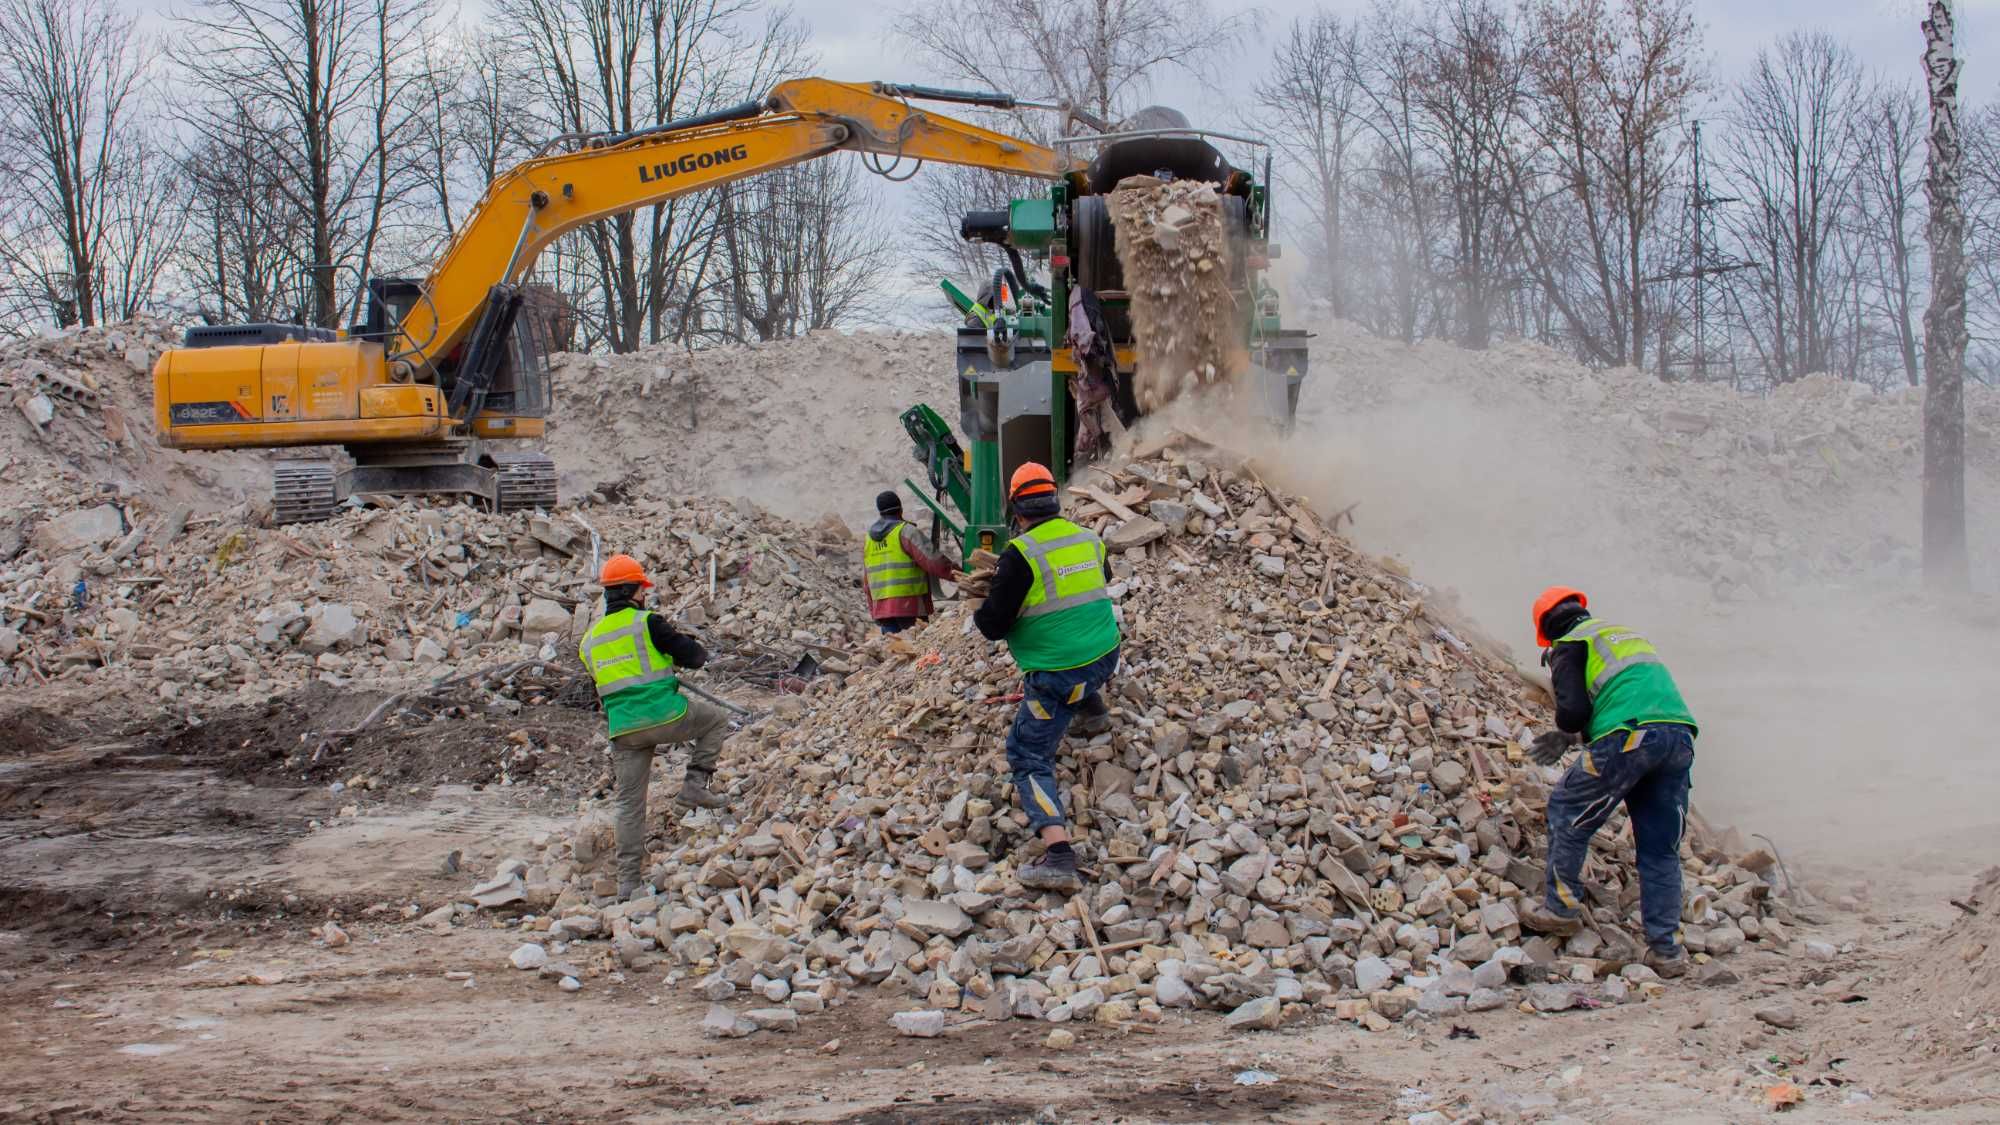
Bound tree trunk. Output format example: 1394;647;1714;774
1921;0;1969;591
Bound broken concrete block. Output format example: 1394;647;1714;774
891;1009;947;1038
33;505;122;555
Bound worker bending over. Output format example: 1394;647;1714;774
973;464;1121;891
863;489;959;634
578;554;734;899
1520;587;1698;978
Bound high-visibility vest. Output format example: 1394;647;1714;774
577;607;687;736
864;523;928;602
1554;617;1696;742
1004;517;1120;672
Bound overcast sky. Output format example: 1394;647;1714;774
793;0;1998;108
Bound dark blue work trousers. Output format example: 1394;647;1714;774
1543;723;1696;955
1004;648;1119;831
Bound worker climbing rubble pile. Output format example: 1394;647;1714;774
1107;178;1247;412
0;487;867;708
544;330;945;525
497;436;1801;1033
0;318;267;511
1294;320;2000;595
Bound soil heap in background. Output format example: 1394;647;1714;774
544;329;950;527
1280;321;2000;596
0;317;268;511
492;435;1799;1033
1107;178;1247;411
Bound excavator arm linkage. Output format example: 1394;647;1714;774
398;80;1080;378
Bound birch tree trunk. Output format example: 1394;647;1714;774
1922;0;1969;591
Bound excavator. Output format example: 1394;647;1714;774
153;79;1083;523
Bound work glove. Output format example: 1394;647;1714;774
1528;730;1578;766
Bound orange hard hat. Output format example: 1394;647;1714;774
1532;586;1587;647
600;553;652;589
1008;461;1057;500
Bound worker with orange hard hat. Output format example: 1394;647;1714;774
579;553;736;898
971;462;1123;891
1519;586;1699;978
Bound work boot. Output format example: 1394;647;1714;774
1075;696;1113;737
1519;899;1584;938
676;771;729;810
1643;947;1690;979
1017;848;1079;891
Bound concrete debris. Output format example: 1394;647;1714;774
1107;177;1247;412
890;1010;947;1038
1754;1004;1802;1030
1223;996;1284;1031
501;436;1791;1035
0;483;865;702
508;943;548;971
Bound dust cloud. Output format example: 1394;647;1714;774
1137;322;2000;888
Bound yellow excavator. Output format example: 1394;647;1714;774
153;79;1080;522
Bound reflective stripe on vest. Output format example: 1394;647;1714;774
578;608;676;698
1011;522;1109;618
1563;618;1664;696
863;524;927;601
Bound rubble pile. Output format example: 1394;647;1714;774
0;489;869;706
0;317;267;510
1108;177;1247;412
492;436;1800;1032
544;329;948;526
1301;321;2000;594
1880;866;2000;1073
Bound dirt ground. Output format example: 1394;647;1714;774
0;697;1994;1124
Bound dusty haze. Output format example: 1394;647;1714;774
1146;320;2000;888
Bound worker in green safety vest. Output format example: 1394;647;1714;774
1518;586;1699;979
578;553;737;899
863;489;959;634
973;462;1122;891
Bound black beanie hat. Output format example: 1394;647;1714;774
875;490;902;516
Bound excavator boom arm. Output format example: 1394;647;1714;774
399;79;1077;373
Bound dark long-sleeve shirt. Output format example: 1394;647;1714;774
1541;602;1593;734
973;519;1113;641
603;590;706;669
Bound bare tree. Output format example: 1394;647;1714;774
0;0;151;327
1414;0;1530;350
495;0;771;352
1853;82;1927;387
1921;0;1967;591
1720;33;1866;382
717;156;894;340
897;0;1255;128
896;0;1255;293
179;104;313;323
1520;0;1701;368
1254;12;1365;317
173;0;439;328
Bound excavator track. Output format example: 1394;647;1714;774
492;454;558;513
272;462;339;525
